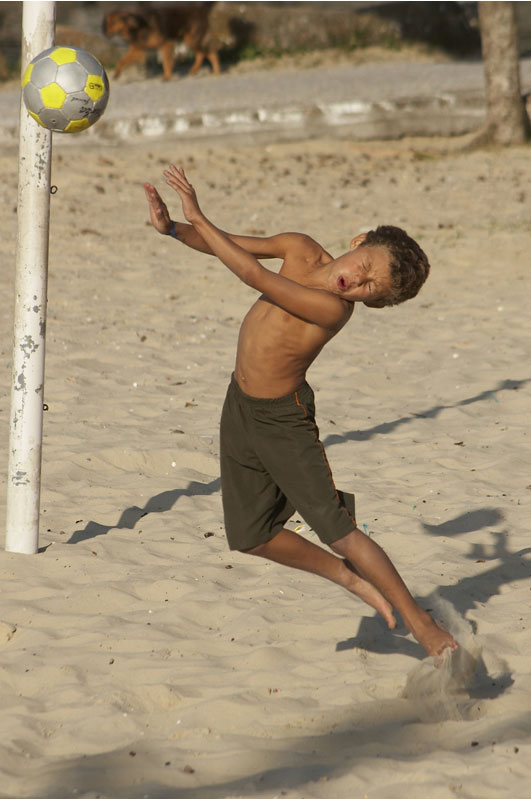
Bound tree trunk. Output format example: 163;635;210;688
478;2;529;145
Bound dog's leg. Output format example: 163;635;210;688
207;50;221;75
188;51;205;75
114;45;146;78
159;40;175;80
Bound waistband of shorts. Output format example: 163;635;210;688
229;373;312;407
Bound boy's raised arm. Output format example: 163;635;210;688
164;165;347;330
145;180;298;260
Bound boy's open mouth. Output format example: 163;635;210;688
337;276;347;291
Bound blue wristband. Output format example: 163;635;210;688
168;221;179;240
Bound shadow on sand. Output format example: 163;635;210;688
338;505;527;701
66;477;221;545
322;377;529;447
34;692;530;799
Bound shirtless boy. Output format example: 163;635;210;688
144;166;457;658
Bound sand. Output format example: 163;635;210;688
1;129;530;799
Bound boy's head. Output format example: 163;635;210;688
355;225;430;307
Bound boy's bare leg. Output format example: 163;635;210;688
330;528;457;657
245;527;457;657
244;528;396;630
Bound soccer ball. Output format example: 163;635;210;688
22;46;110;133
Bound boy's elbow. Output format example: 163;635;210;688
242;273;260;290
241;261;264;289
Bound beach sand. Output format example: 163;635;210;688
1;131;530;799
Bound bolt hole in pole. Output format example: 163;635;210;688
5;2;56;554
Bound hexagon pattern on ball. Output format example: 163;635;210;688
22;46;110;133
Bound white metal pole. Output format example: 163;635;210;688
5;1;56;554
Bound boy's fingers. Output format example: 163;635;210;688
164;170;186;187
168;165;190;184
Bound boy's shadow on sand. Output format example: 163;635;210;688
66;478;221;544
322;376;529;446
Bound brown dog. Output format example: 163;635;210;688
103;3;221;80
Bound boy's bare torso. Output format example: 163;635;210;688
234;236;354;398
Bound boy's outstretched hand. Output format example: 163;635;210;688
163;165;203;225
144;182;172;235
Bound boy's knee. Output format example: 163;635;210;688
240;542;267;557
329;528;359;555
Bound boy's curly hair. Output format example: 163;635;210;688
363;225;431;305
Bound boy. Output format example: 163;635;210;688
144;166;457;658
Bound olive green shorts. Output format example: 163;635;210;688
220;375;356;551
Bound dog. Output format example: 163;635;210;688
103;3;221;80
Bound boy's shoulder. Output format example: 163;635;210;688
275;232;331;264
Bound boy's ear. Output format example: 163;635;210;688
349;232;367;250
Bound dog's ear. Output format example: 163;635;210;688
102;12;117;35
124;13;148;32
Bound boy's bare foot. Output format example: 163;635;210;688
411;614;458;658
343;559;397;630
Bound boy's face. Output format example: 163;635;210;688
327;235;392;307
